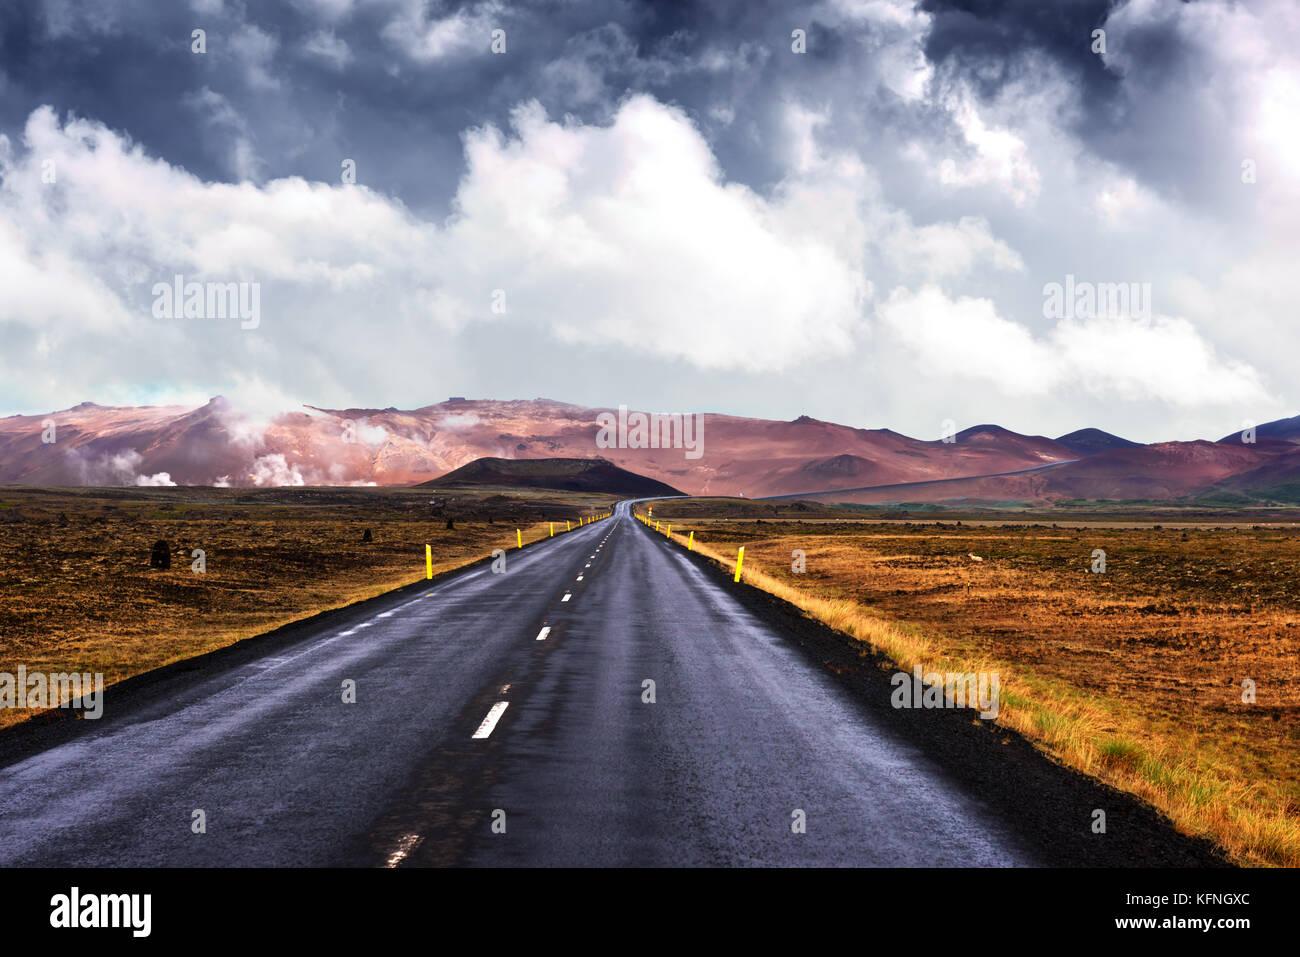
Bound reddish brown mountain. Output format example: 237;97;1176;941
0;397;1081;496
1;396;1297;503
794;440;1285;505
1218;414;1300;445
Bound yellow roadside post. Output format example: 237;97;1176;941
688;531;694;551
734;547;745;582
567;520;571;531
550;523;554;537
516;529;522;549
655;521;659;531
666;524;671;537
426;544;432;579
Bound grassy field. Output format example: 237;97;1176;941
642;499;1300;867
0;485;615;732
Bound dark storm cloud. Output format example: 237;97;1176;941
0;0;1251;215
0;1;231;181
916;0;1253;211
920;0;1122;97
0;0;924;214
0;0;810;214
1;2;616;207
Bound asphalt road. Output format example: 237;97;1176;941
0;499;1044;866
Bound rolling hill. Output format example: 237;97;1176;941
419;457;683;496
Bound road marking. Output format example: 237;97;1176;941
535;626;551;641
585;563;590;568
472;701;509;739
562;592;572;602
576;574;583;581
377;611;395;618
357;622;373;629
385;833;423;867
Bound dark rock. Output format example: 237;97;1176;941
150;540;171;570
361;528;372;543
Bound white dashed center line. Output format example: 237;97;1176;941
535;626;551;641
562;592;572;602
471;701;510;739
576;574;583;581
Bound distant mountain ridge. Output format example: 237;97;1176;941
1218;414;1300;445
0;395;1296;503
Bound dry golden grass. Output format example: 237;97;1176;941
0;487;614;732
643;509;1300;867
